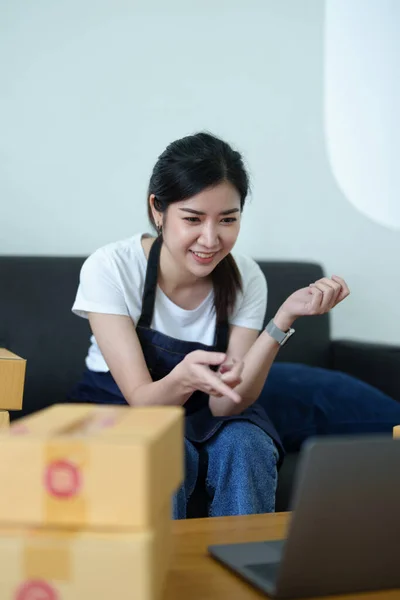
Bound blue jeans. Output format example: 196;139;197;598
173;421;279;519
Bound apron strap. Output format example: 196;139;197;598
137;235;162;328
137;234;229;353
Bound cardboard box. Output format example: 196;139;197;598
0;410;10;429
0;349;26;410
0;404;183;529
0;504;172;600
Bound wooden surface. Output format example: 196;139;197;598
164;513;399;600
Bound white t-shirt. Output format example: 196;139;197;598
72;233;267;372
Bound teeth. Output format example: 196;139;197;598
192;252;214;258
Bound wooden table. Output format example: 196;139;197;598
163;512;399;600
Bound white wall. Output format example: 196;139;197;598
1;0;399;344
325;0;400;231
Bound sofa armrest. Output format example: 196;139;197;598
330;340;400;402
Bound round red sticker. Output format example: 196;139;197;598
44;459;81;498
15;579;58;600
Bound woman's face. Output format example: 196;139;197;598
153;181;242;280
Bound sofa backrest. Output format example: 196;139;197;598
0;256;330;418
258;261;330;366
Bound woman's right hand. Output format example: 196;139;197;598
172;350;242;404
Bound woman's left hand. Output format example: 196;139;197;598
275;275;350;329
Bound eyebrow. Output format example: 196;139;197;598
179;208;240;216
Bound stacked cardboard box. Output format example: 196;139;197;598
0;348;26;428
0;403;184;600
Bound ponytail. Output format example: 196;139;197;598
211;254;242;323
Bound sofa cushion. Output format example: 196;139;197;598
0;256;90;419
259;362;400;452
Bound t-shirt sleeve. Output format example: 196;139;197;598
72;249;129;319
230;255;268;330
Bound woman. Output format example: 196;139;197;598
70;132;350;519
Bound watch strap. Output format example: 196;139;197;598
265;319;295;346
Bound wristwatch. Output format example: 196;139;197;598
265;319;295;346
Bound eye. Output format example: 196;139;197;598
183;217;201;223
221;217;237;223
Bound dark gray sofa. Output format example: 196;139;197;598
1;256;399;513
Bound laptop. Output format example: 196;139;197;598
208;435;400;598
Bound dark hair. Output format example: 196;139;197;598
147;132;249;324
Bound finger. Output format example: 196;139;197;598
223;359;244;378
220;371;242;387
220;379;242;392
310;282;335;310
203;369;241;403
316;277;342;299
231;358;245;376
191;351;226;366
309;286;323;312
331;275;350;301
219;358;244;376
310;281;337;296
230;366;244;381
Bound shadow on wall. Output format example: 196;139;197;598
324;0;400;232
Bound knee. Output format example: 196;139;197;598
213;422;278;464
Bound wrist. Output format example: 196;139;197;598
167;365;192;402
273;308;296;332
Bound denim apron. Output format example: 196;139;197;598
69;236;284;458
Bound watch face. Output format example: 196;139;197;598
281;328;295;346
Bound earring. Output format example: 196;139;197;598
157;222;163;236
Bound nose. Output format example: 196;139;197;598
197;222;219;249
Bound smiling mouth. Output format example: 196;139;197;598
190;251;218;258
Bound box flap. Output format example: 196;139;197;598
0;348;24;361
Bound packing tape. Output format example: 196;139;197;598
43;440;89;525
77;406;121;435
23;530;74;581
